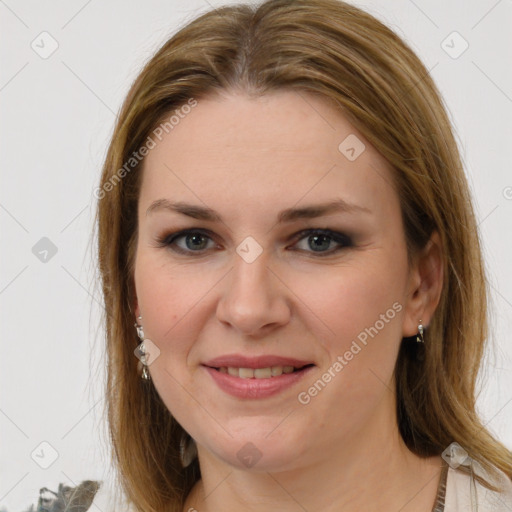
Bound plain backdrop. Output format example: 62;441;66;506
1;0;511;510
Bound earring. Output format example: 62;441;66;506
134;316;151;381
416;320;425;343
179;432;198;468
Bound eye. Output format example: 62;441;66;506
156;228;352;256
290;229;352;255
157;229;218;254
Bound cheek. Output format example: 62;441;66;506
302;262;405;339
291;253;408;390
134;253;207;420
134;252;205;353
293;261;406;431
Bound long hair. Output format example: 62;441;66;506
95;0;512;510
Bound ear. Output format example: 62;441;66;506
402;230;444;337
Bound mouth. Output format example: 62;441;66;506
208;364;315;379
201;356;316;399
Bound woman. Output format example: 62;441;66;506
95;0;512;510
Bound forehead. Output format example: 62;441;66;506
139;90;397;218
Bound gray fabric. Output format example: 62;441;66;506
19;480;101;512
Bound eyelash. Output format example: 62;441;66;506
155;228;353;257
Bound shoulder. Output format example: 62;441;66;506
445;460;512;512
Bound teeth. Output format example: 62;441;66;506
219;365;301;378
239;368;254;379
271;366;282;376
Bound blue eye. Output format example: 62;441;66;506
157;228;352;256
292;229;352;254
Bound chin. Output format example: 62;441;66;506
202;430;310;472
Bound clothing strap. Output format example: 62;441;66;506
431;460;449;512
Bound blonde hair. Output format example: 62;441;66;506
95;0;512;510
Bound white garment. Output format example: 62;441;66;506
444;462;512;511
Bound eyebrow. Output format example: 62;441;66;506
146;198;371;222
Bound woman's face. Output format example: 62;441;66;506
133;90;422;471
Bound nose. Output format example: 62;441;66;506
215;250;291;337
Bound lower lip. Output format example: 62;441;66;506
203;365;315;399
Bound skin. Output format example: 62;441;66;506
133;89;444;511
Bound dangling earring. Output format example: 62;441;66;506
134;315;151;381
416;320;425;343
179;432;198;468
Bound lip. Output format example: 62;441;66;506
203;354;314;369
203;365;315;399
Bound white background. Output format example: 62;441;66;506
1;0;511;510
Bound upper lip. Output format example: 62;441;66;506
203;354;315;369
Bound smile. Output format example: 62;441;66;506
215;365;312;378
203;364;315;399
